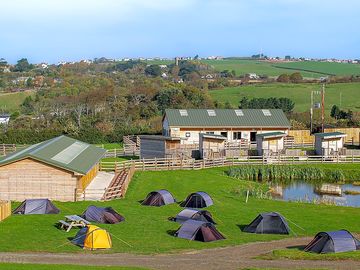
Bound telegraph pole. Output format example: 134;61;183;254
321;84;325;133
310;91;314;133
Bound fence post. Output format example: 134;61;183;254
155;157;157;171
142;158;145;171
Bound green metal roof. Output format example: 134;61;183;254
256;132;286;139
314;132;346;139
0;135;106;175
164;109;290;128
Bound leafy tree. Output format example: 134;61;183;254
330;105;341;119
145;65;162;77
0;58;7;66
14;58;34;72
277;74;290;83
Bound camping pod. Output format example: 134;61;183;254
175;208;216;224
175;220;225;242
72;225;112;250
183;191;213;208
12;199;60;215
82;205;125;224
243;212;290;235
141;190;176;206
304;230;360;254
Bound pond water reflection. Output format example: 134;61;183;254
271;182;360;207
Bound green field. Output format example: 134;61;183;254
0;91;34;113
0;264;146;270
203;59;360;78
1;165;360;256
209;82;360;112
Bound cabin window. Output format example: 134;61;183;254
233;132;241;140
185;132;191;137
250;132;257;142
221;132;228;138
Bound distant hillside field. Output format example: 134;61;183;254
0;91;34;112
209;82;360;113
203;59;360;78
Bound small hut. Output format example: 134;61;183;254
199;133;226;159
314;132;346;156
139;135;183;159
256;132;286;156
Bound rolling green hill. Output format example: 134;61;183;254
0;91;34;113
209;82;360;112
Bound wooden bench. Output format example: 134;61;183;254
58;220;72;232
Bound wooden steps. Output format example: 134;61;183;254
102;167;134;200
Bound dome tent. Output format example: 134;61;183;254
175;220;225;242
72;225;112;250
175;208;216;224
141;189;176;206
304;230;360;254
182;191;213;208
13;199;60;215
243;212;290;235
82;205;125;224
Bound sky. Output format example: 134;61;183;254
0;0;359;63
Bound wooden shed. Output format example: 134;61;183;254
314;132;346;156
199;133;226;159
256;132;286;156
0;135;106;202
139;135;188;159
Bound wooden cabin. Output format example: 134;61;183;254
0;136;106;201
139;135;196;159
199;133;226;159
256;132;286;156
314;132;346;156
162;109;290;145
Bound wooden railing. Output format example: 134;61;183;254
0;144;27;156
0;201;11;222
100;154;360;172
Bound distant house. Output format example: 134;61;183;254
246;73;259;80
0;135;106;201
0;114;10;125
162;109;290;144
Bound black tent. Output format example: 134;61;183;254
243;212;290;235
175;220;225;242
175;208;216;224
13;199;60;215
182;191;213;208
82;205;125;224
142;190;176;206
304;230;360;253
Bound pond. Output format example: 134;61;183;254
270;182;360;207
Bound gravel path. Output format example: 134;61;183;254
0;237;359;269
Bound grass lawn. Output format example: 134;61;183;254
95;143;123;150
261;248;360;261
0;90;34;112
101;157;139;162
0;264;147;270
1;166;360;256
209;82;360;113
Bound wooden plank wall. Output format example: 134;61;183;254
78;164;99;191
0;201;11;222
324;128;360;143
288;130;314;144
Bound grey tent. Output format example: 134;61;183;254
183;191;213;208
175;219;225;242
175;208;216;224
243;212;290;234
304;230;360;254
13;199;60;215
142;190;176;206
82;205;125;224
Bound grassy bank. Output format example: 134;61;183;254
0;91;34;112
1;167;360;255
0;264;147;270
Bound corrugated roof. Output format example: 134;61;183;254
314;132;346;139
256;132;286;139
0;135;106;175
164;109;290;128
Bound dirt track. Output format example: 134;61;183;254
0;237;359;269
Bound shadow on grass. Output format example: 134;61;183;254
286;245;306;250
166;229;177;236
236;224;248;232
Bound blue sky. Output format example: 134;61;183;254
1;0;359;63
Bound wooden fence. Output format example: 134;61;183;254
0;201;11;222
0;144;27;156
99;154;360;172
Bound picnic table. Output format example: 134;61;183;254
59;215;91;232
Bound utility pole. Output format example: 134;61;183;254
321;84;325;133
310;91;314;133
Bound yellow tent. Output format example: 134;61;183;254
72;225;112;250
